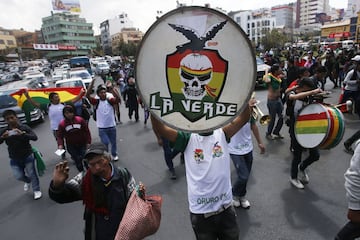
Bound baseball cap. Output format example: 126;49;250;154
84;142;107;159
351;55;360;62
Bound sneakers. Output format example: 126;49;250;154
266;133;275;140
113;155;119;161
298;165;309;184
24;183;30;192
273;133;284;139
233;197;250;209
290;178;304;189
34;191;42;200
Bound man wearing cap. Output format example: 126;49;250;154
49;142;136;240
342;55;360;119
86;78;120;161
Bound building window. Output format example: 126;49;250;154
7;40;14;45
0;39;4;44
236;17;241;23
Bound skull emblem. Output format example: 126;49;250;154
179;53;213;100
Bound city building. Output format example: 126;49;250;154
100;12;134;55
0;28;17;50
320;19;351;42
346;0;360;18
10;29;44;60
41;12;96;59
111;28;144;54
271;3;295;37
295;0;330;31
229;9;276;45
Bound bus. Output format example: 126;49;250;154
69;56;92;76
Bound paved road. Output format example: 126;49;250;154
0;79;358;239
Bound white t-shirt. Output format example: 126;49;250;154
228;122;252;155
182;129;232;214
48;103;64;130
96;99;116;128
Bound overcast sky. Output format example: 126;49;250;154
0;0;347;34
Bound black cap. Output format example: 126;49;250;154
84;142;107;159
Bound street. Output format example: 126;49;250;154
0;79;358;240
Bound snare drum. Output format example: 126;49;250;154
295;103;345;149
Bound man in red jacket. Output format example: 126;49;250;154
57;104;91;172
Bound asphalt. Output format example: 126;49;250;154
0;78;358;240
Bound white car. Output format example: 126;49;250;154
55;77;86;89
95;62;110;75
256;57;271;87
69;68;92;88
23;66;41;75
51;70;68;83
24;72;49;88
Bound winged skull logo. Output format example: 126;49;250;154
168;21;227;101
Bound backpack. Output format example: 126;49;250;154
92;98;112;121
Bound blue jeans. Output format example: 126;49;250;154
98;127;117;157
230;152;253;198
190;207;239;240
66;144;86;172
10;154;40;191
335;221;360;240
162;137;180;172
267;98;284;135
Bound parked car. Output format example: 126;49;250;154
95;62;110;75
256;56;271;87
0;73;21;84
24;72;49;88
69;68;92;88
0;90;44;129
51;70;68;83
55;77;86;89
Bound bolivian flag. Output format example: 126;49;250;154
11;87;82;122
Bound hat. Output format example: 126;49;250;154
84;142;107;159
351;55;360;62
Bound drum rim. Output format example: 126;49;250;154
319;107;339;149
321;107;345;149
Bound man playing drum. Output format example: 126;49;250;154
288;78;323;189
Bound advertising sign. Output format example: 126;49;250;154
52;0;81;13
136;6;256;133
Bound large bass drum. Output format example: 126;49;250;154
295;103;345;149
135;6;256;133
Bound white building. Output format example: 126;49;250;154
346;0;360;17
296;0;330;31
100;12;134;55
229;8;276;45
271;3;295;34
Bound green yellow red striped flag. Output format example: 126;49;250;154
10;87;82;122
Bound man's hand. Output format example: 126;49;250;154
52;161;70;189
258;143;265;154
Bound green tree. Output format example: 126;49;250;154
261;29;290;51
116;40;138;57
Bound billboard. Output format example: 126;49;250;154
315;13;331;25
52;0;81;13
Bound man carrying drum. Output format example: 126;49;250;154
287;78;323;189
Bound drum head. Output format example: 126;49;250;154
295;103;330;148
136;6;256;133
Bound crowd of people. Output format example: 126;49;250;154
0;49;359;239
